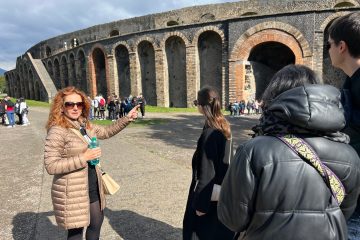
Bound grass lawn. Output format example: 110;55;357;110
91;118;169;127
4;98;229;115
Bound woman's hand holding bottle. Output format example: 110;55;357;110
83;147;102;162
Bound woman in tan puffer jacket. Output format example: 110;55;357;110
44;87;139;240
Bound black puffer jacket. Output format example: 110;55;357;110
218;85;360;240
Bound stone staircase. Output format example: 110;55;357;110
27;52;57;102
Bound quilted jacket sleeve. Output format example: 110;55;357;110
44;126;88;175
92;116;131;140
217;144;256;233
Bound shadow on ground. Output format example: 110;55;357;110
138;114;259;150
106;208;181;240
12;211;65;240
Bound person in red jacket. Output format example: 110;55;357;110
5;95;15;128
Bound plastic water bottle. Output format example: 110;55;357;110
88;137;100;166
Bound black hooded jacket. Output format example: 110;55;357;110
218;85;360;240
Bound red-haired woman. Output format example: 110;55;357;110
44;87;138;240
183;86;234;240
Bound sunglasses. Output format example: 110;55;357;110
64;101;84;109
326;41;333;51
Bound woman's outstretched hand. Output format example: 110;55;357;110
127;105;140;121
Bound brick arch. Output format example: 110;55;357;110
135;37;157;50
89;44;110;97
160;31;190;48
68;51;75;59
192;26;225;45
112;41;132;55
60;54;68;63
231;21;311;59
333;0;359;8
229;29;305;103
232;29;304;63
319;12;351;32
76;48;86;59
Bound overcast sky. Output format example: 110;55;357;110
0;0;242;70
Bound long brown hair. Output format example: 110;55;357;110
197;86;231;140
45;86;91;131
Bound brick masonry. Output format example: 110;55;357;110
5;0;360;105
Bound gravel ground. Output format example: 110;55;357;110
0;107;258;240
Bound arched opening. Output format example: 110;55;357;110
16;74;21;98
115;45;131;98
77;50;88;94
110;30;120;37
54;59;61;89
166;36;187;107
22;65;30;98
34;81;40;100
46;46;52;57
69;53;76;87
334;2;355;7
198;31;222;101
92;48;108;98
323;21;347;88
241;12;258;16
138;41;156;106
47;61;53;78
60;56;69;87
20;66;26;97
167;21;179;26
28;69;35;99
248;42;295;100
200;13;215;21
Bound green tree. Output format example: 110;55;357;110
0;76;6;94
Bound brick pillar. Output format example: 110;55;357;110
129;51;140;96
313;31;324;82
186;45;197;107
106;54;116;96
155;48;166;107
88;55;96;97
229;60;246;102
67;62;74;86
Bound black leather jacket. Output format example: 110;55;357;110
218;85;360;240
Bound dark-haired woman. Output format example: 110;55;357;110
183;86;234;240
218;65;360;240
44;87;139;240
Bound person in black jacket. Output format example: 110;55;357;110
183;86;234;240
218;64;360;240
327;12;360;238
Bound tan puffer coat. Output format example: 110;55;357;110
44;117;130;229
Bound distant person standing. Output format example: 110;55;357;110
92;97;99;119
328;12;360;239
19;97;30;126
137;93;146;118
5;96;15;128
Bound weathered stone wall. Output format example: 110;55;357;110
5;0;360;106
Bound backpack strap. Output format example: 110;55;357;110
276;134;345;205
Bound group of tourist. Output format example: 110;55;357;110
228;99;261;116
0;95;29;127
89;93;146;121
40;12;360;240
